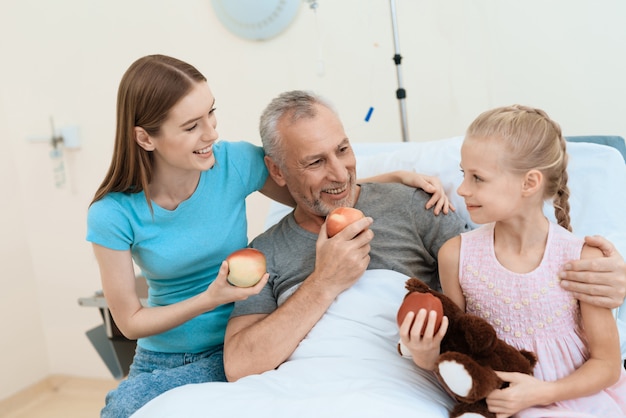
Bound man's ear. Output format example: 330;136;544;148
134;127;155;151
522;169;542;196
265;155;287;187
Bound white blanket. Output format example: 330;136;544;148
133;269;454;417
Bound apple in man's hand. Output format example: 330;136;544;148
226;248;267;287
326;207;365;237
397;292;443;335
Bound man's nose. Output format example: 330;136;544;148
326;157;349;182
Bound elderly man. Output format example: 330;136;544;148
224;90;626;382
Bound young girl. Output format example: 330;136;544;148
406;105;626;417
87;54;454;417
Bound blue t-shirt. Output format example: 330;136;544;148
86;141;268;353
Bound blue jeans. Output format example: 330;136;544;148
101;345;226;418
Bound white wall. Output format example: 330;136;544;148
1;0;625;400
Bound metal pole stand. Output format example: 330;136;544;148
389;0;409;141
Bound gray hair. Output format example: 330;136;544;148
259;90;338;168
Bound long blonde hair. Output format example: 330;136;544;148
466;105;571;231
90;55;207;208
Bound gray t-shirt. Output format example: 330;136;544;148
232;182;470;317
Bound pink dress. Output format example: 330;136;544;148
459;222;626;418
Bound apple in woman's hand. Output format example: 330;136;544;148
226;248;267;287
326;207;365;237
396;292;443;335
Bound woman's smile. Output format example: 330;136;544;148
194;144;214;156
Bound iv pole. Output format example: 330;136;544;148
389;0;409;141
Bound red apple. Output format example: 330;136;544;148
326;207;365;237
226;248;267;287
396;292;443;335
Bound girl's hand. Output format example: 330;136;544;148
399;172;455;215
204;261;269;309
358;170;455;215
398;309;449;370
486;371;550;418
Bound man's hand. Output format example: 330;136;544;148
312;216;374;295
559;235;626;309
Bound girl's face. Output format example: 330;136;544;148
150;81;219;174
457;136;526;225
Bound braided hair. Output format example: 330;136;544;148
466;105;571;231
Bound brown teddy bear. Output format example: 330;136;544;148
399;277;537;418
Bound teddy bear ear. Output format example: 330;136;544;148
405;277;429;292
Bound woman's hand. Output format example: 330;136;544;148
204;261;269;309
